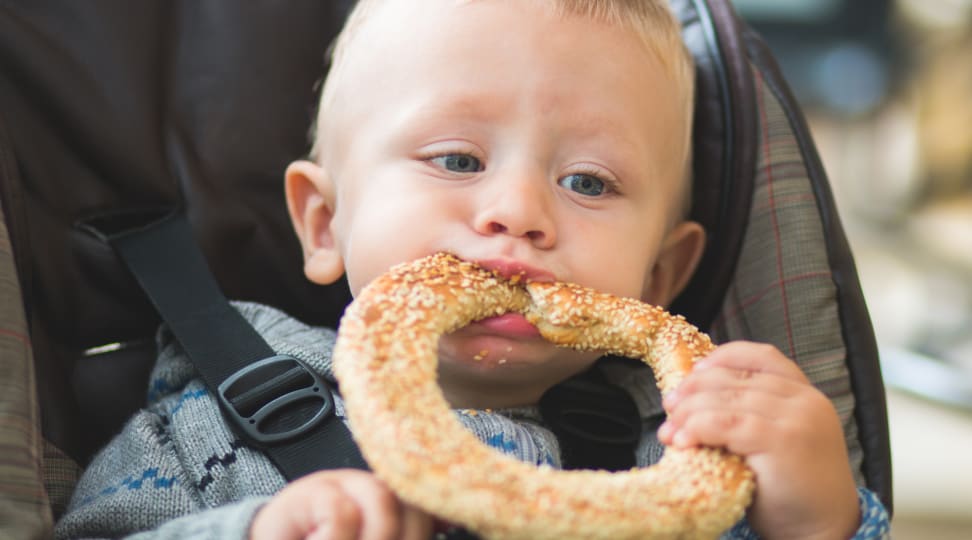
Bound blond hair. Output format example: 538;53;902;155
312;0;695;211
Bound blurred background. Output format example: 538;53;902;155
732;0;972;537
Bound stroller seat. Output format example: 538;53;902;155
0;1;891;537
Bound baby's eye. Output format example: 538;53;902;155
559;173;607;197
431;154;483;173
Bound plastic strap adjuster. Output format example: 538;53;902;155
217;355;334;445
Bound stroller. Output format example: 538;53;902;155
0;0;891;537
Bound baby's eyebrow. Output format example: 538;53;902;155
403;92;510;124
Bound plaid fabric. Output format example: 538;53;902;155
710;68;864;485
0;197;53;538
42;439;82;521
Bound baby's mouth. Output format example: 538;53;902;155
474;313;541;338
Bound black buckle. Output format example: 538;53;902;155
217;355;334;445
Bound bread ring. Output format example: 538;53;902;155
334;253;754;539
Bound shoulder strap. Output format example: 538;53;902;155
81;209;367;479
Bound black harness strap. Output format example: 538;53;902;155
83;209;367;478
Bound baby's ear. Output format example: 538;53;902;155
643;221;706;307
285;160;345;285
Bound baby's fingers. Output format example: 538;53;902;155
251;473;362;540
658;391;778;454
695;341;807;383
664;362;803;411
251;469;430;540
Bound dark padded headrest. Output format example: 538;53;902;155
0;2;354;347
671;0;757;328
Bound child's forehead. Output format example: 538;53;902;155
336;1;666;84
333;1;674;120
330;0;688;96
342;0;656;50
315;0;694;186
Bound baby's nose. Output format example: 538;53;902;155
486;221;547;242
473;177;556;248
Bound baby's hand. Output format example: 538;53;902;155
249;469;433;540
658;341;860;540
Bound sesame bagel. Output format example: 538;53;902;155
333;253;754;539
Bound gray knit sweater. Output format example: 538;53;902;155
54;302;670;539
55;302;890;539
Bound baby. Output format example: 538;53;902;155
56;1;888;539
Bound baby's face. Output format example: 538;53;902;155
303;0;697;407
